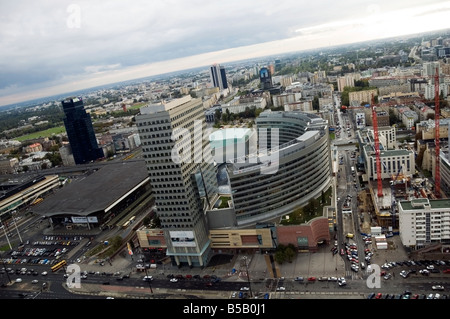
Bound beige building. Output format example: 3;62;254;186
0;157;19;174
349;89;378;105
23;143;43;153
416;119;450;140
337;74;356;92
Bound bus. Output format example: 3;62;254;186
31;198;43;206
51;259;67;272
122;216;136;229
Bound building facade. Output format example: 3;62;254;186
260;67;272;90
136;96;219;267
227;111;332;226
210;64;228;90
61;97;104;165
399;198;450;249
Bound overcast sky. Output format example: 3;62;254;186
1;0;450;107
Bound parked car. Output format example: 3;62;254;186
432;285;445;291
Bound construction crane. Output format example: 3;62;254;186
343;67;445;199
371;94;383;198
390;164;404;229
434;67;441;198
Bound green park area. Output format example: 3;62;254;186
280;186;332;225
16;126;66;142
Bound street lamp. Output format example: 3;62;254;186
242;256;253;298
144;267;153;294
1;252;11;284
11;211;23;244
0;216;12;250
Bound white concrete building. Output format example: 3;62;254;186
398;198;450;249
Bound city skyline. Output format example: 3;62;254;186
1;0;450;107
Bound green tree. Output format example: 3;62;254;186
274;250;287;264
44;152;62;167
312;96;320;111
285;244;296;263
214;109;222;125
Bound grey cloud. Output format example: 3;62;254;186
0;0;448;104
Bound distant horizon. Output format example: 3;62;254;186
0;65;208;111
1;27;449;110
2;1;450;108
0;48;308;110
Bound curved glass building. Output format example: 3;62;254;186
227;110;332;226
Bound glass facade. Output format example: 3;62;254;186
61;97;104;165
228;111;332;225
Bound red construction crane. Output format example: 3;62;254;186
371;94;383;198
434;67;441;198
344;69;449;198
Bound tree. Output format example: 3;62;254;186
274;249;287;264
45;152;62;167
285;244;296;263
312;96;320;111
214;109;222;125
273;243;297;264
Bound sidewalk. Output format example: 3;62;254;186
65;243;349;299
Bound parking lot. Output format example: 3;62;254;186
1;235;87;270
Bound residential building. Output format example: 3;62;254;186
348;89;378;106
398;198;450;248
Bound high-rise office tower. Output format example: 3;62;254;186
136;96;218;268
260;67;272;90
61;97;104;165
210;64;228;90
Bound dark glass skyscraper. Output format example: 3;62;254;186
259;67;272;90
61;97;104;165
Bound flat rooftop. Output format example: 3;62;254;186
209;128;253;148
31;160;149;217
399;198;450;211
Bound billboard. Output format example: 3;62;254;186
169;230;196;247
70;216;98;224
355;112;366;129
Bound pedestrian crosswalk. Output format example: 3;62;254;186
344;270;367;280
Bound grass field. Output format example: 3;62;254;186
128;102;147;110
16;126;66;142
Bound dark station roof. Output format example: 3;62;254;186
31;160;149;218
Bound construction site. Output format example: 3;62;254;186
349;65;450;259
